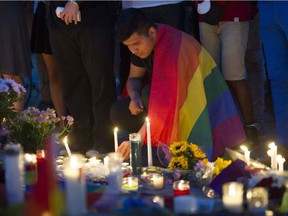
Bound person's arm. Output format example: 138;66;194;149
60;0;80;25
127;63;146;115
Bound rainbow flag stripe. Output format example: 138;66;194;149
148;24;246;159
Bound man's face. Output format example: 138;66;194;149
123;27;157;59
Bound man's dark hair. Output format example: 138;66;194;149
115;8;157;42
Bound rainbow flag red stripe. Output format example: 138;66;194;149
148;24;246;159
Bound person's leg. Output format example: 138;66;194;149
261;23;288;145
220;21;257;144
42;53;66;117
245;13;265;129
80;11;117;154
49;28;94;153
199;23;221;66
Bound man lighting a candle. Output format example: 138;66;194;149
110;8;246;165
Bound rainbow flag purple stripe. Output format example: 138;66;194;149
148;24;246;160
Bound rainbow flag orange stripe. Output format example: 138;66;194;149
148;24;246;159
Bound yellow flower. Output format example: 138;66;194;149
213;157;231;176
168;155;189;170
202;158;209;166
190;144;206;159
170;141;189;156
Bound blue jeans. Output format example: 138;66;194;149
259;1;288;145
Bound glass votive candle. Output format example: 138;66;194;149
24;153;37;186
147;173;164;190
246;187;269;214
173;180;190;196
122;176;139;191
222;182;244;213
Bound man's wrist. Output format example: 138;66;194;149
68;0;79;7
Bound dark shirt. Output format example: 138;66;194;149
131;52;154;82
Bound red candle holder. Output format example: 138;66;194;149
173;180;190;196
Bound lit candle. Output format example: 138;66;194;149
122;176;138;191
114;127;119;152
222;182;243;213
240;145;250;164
150;173;164;190
277;154;286;172
267;142;277;170
24;153;37;187
63;136;72;157
146;117;153;167
173;180;190;196
63;154;86;215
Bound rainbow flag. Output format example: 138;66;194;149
149;24;246;160
24;136;65;216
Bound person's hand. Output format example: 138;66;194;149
117;141;130;161
129;97;144;115
61;1;80;25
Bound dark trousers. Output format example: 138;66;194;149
49;9;116;154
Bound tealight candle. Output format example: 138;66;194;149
246;187;268;214
122;176;138;191
222;182;244;213
173;180;190;196
147;173;164;190
63;154;86;215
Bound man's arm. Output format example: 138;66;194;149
127;63;146;115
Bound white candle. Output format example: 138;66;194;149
63;136;72;157
277;155;286;172
63;154;86;215
240;145;250;164
222;182;243;213
114;127;119;152
4;144;24;207
146;117;153;167
267;142;277;170
150;174;164;190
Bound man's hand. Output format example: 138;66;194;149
129;97;144;115
117;141;130;161
61;1;80;25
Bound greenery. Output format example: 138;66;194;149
8;107;73;153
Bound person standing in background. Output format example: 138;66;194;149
47;1;116;154
0;1;32;111
197;1;258;148
31;1;66;117
259;1;288;148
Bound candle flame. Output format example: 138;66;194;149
240;145;248;152
114;127;118;133
146;117;150;123
269;142;275;148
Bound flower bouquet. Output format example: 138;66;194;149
8;107;74;153
161;140;232;189
0;78;25;136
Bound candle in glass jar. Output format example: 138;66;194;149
148;173;164;190
63;154;86;215
222;182;244;213
173;180;190;196
122;176;138;191
24;153;37;187
246;187;268;214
